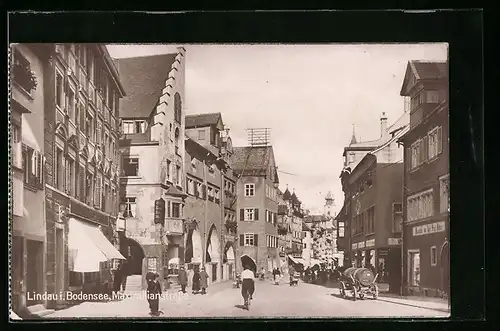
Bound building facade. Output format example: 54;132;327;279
277;189;292;269
10;44;48;313
116;49;187;289
398;61;449;298
183;113;238;283
39;44;126;308
230;146;281;274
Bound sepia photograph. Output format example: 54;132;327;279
9;42;450;320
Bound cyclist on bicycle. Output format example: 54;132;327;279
241;265;255;309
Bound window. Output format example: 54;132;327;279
407;189;434;222
66;157;76;196
22;145;44;189
244;233;255;246
166;160;171;182
430;246;437;266
244;183;255;197
208;186;214;201
392;203;403;232
56;70;65;108
214;189;220;203
410;91;426;110
86;114;94;142
123;197;137;218
55;148;64;191
86;172;93;205
187;179;195;195
410;137;429;170
198;130;205;140
338;222;345;238
244;208;255;221
176;166;181;185
426;90;440;104
67;87;76;122
79;102;86;132
171;202;181;218
123;121;134;134
103;184;109;212
428;126;443;160
123;157;139;177
135;121;146;134
94;174;102;208
408;251;420;286
11;123;22;168
439;175;450;214
366;207;375;234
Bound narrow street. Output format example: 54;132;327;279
48;280;449;319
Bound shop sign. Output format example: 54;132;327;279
388;238;402;245
358;241;365;249
147;257;158;273
70;200;108;226
352;243;358;250
412;221;446;237
378;249;389;256
366;239;375;248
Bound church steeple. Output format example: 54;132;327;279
350;124;357;145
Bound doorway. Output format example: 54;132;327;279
124;238;145;275
440;242;449;297
55;228;65;297
26;240;44;306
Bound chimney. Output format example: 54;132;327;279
380;112;388;138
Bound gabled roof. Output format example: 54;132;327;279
400;60;448;96
185;113;223;129
113;53;178;118
283;188;292;200
229;146;275;176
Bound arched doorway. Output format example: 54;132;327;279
206;225;221;281
123;238;145;275
224;242;236;280
184;223;203;265
440;241;450;298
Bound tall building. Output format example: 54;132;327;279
324;191;336;218
183;113;238;283
40;44;126;309
229;142;281;273
10;43;49;313
115;49;187;289
398;61;449;298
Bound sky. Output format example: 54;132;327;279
107;43;448;214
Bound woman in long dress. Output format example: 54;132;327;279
192;269;201;294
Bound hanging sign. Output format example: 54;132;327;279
358;241;365;249
366;239;375;248
147;257;158;273
154;198;165;225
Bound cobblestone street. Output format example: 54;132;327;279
47;280;449;319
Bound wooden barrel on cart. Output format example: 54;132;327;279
342;267;375;287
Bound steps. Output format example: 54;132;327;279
125;275;143;292
27;304;55;318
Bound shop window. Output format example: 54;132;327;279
408;251;420;286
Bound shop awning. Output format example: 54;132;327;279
68;218;126;273
287;255;306;265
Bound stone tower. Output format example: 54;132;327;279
324;191;335;218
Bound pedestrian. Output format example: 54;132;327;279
178;265;188;293
260;267;266;280
199;267;209;295
192;269;201;294
113;262;123;296
147;273;162;316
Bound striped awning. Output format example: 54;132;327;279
68;218;126;273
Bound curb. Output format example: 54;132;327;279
376;297;450;314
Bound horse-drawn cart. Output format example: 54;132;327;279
339;267;379;301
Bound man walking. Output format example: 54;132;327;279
199;267;209;295
178;265;188;293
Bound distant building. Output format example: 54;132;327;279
183;112;238;283
115;49;187;289
276;188;292;268
398;61;449;298
229;145;280;273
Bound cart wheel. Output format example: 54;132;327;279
352;287;357;301
373;285;379;300
340;283;345;298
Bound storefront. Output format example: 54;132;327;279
404;220;448;297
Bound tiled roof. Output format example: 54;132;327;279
411;61;448;80
229;146;273;174
185;113;222;129
113;53;178;118
165;185;187;198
